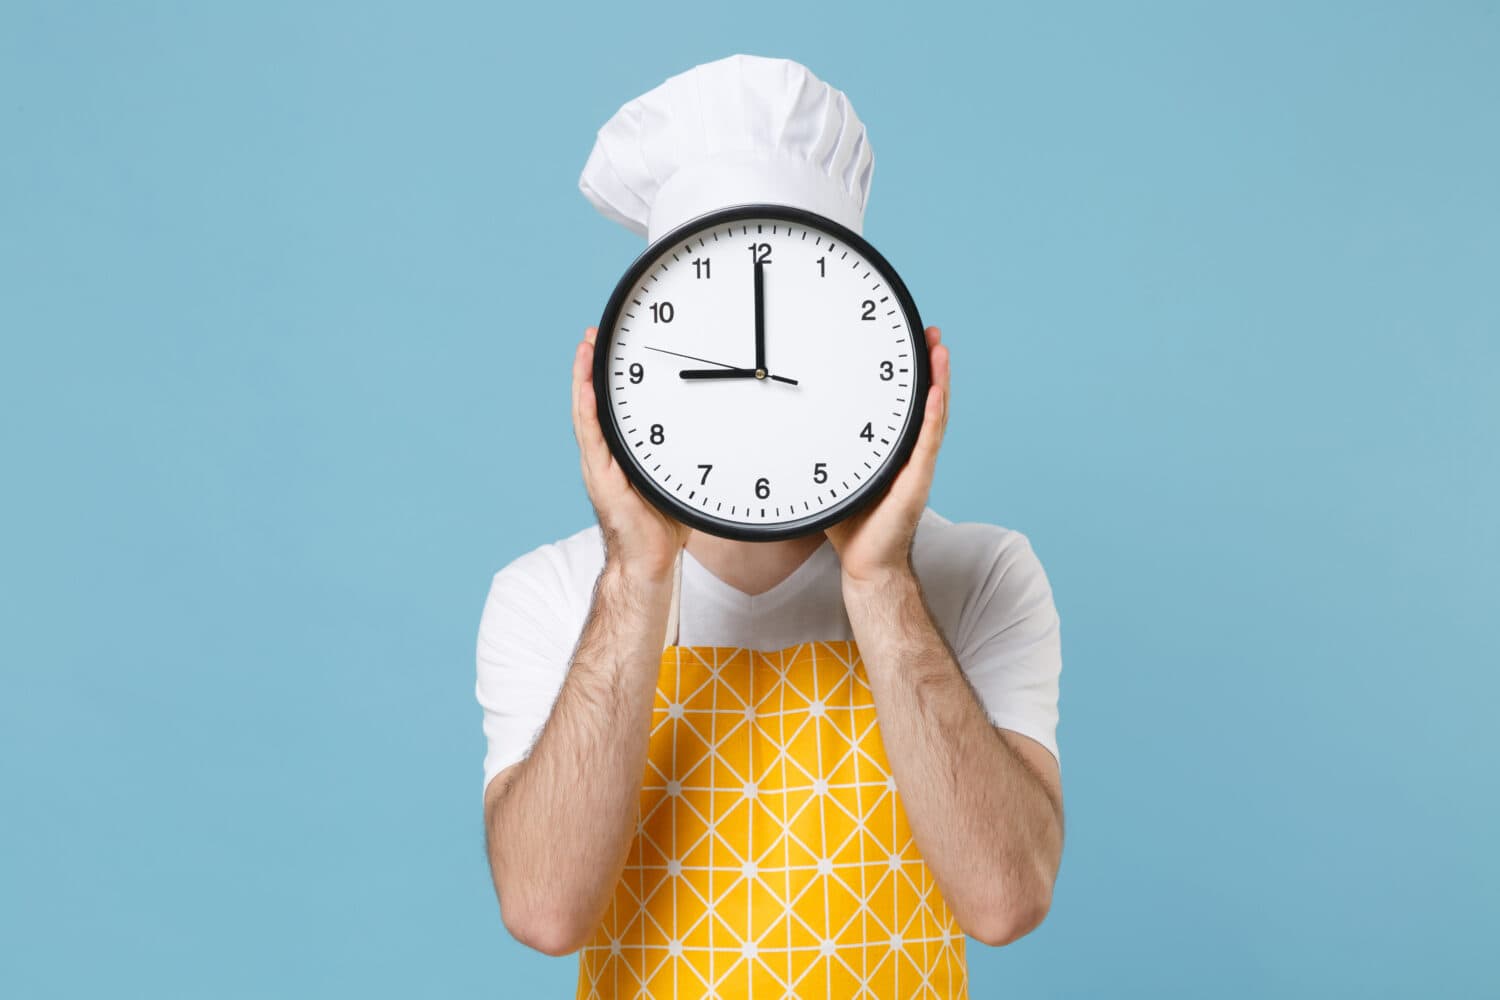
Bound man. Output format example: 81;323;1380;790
478;55;1063;999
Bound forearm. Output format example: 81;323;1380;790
486;562;670;953
844;568;1063;945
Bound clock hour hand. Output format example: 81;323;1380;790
679;367;799;385
679;368;758;379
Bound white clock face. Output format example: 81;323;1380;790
597;209;924;539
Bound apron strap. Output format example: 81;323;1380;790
662;548;683;651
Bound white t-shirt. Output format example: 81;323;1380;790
475;507;1062;791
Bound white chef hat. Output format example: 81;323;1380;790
580;54;874;245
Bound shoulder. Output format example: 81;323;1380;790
481;524;604;639
476;526;604;786
910;508;1056;644
912;508;1049;594
493;523;603;589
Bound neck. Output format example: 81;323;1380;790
685;531;826;597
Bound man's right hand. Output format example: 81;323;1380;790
572;326;690;581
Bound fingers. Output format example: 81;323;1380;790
886;328;949;508
927;326;949;405
571;328;612;480
931;345;950;433
578;368;609;457
569;332;590;447
911;366;947;467
914;327;949;461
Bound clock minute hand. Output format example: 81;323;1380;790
753;258;766;374
748;257;796;383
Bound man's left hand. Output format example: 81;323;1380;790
825;325;950;585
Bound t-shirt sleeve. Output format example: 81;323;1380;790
954;532;1063;764
475;548;579;794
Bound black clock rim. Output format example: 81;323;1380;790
592;203;929;543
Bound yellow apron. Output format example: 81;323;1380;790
576;560;968;998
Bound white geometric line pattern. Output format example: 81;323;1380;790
577;641;968;999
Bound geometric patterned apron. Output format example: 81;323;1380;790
575;595;969;999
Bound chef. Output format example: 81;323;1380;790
477;54;1064;999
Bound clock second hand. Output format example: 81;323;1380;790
642;345;741;369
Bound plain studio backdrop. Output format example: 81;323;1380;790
2;2;1496;997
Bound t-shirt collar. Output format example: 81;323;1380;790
681;538;837;611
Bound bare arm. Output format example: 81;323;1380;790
844;570;1063;946
826;325;1063;946
483;327;689;955
483;562;671;955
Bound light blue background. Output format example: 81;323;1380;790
3;2;1496;996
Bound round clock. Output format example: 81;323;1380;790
593;204;928;541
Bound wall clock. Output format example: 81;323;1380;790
594;204;927;541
